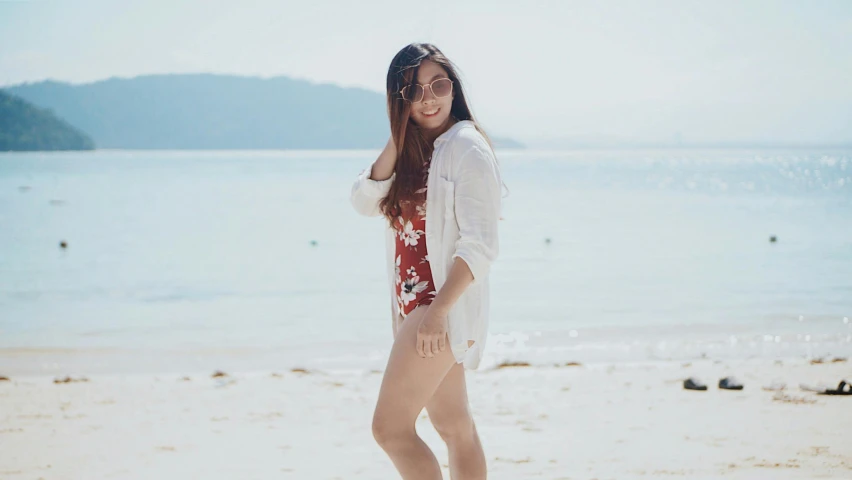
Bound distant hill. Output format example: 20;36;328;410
5;74;523;150
0;90;95;151
490;136;525;149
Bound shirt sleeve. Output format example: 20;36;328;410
450;143;502;285
350;167;395;217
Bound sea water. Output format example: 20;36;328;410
1;148;850;374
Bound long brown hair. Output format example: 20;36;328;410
379;43;494;226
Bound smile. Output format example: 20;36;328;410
422;108;440;117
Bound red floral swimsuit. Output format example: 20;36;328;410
393;158;437;319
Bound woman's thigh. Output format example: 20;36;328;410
373;304;457;428
424;361;471;437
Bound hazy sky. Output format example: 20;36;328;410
1;0;851;144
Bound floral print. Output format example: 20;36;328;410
393;158;437;319
415;203;427;218
400;273;430;306
398;219;423;247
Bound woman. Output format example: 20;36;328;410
350;43;502;479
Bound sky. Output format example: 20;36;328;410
1;0;851;145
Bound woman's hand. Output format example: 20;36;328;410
416;305;449;359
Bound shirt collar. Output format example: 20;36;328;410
434;119;474;145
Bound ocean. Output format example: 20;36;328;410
1;148;850;374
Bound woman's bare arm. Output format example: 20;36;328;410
350;136;398;217
370;136;397;181
427;258;474;317
414;257;475;357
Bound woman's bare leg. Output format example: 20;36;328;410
372;304;456;479
425;362;486;479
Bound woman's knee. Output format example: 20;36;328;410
431;412;476;443
372;410;414;448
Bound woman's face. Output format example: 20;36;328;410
406;59;454;133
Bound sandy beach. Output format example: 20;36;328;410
1;356;850;479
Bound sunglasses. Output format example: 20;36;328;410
398;78;453;103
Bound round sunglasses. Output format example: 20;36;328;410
398;78;453;103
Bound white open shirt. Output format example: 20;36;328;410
350;120;503;370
